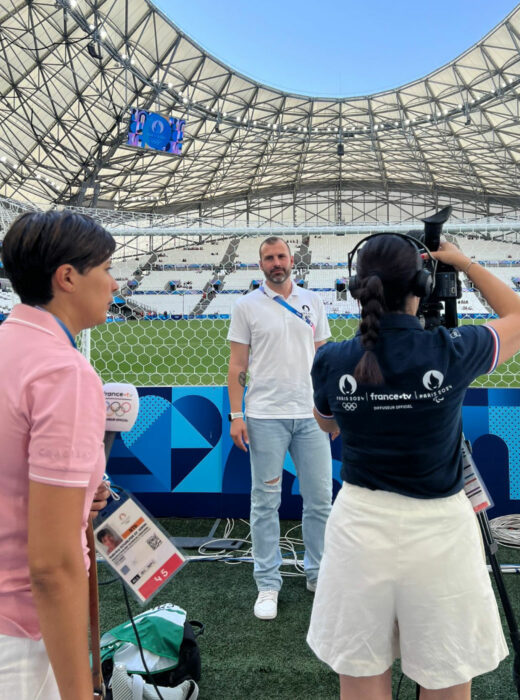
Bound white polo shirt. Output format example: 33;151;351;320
227;282;330;418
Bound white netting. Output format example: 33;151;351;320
0;209;519;388
84;230;519;388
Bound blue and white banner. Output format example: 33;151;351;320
107;387;520;519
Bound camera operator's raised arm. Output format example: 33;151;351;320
431;241;520;365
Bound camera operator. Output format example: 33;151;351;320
306;235;520;700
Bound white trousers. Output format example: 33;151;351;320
0;634;60;700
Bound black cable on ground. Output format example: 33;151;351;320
394;672;404;699
121;582;165;700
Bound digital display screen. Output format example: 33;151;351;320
127;108;186;155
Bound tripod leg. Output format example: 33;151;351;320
462;435;520;697
478;510;520;698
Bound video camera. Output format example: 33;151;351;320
408;205;462;329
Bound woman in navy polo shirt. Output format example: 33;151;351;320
307;235;520;700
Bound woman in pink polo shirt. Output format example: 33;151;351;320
0;211;118;700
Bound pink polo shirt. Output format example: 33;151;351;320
0;304;106;639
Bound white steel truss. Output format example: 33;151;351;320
1;1;520;223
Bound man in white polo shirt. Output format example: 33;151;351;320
227;236;333;620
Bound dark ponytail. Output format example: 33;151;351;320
354;275;385;384
352;234;421;385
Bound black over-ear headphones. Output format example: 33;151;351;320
347;232;437;300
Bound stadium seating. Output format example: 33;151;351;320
137;294;201;316
137;270;211;292
0;235;516;320
221;270;260;290
0;289;18;313
308;234;367;263
455;237;520;261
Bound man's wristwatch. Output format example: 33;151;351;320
228;412;244;421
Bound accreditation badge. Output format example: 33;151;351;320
93;490;186;603
462;444;493;513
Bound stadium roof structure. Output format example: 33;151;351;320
2;0;520;224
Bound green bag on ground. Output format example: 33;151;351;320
101;603;186;675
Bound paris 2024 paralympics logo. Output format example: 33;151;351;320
422;370;444;391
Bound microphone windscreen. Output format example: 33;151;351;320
103;383;139;432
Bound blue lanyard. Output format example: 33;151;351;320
53;315;77;348
35;307;77;348
259;285;315;332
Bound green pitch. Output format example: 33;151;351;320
90;318;518;388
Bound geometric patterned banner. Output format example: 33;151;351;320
107;387;520;519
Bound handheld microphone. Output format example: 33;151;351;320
103;383;139;461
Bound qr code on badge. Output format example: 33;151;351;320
146;533;162;551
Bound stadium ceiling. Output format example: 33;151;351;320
1;0;520;217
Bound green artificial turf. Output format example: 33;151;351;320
97;518;520;700
90;318;519;388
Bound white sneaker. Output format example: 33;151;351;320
254;590;278;619
306;579;317;593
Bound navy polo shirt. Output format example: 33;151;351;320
312;314;499;499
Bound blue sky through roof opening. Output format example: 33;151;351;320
153;0;518;97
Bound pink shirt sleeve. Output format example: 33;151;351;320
27;363;105;487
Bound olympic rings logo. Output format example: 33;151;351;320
341;402;357;412
106;400;132;417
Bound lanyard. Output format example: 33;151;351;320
259;285;315;334
35;307;77;348
53;315;77;348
